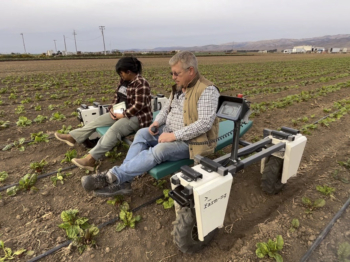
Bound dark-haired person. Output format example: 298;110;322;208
81;51;220;197
55;57;152;171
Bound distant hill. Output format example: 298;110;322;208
148;34;350;52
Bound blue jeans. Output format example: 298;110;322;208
110;125;189;184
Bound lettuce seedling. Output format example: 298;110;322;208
51;169;72;186
50;112;66;121
30;131;49;144
302;197;325;214
6;186;19;197
153;179;166;189
16;116;32;127
106;195;124;206
0;171;8;182
289;218;300;232
0;240;26;261
338;242;350;262
73;226;99;254
33;115;48;123
18;174;38;191
0;121;10;128
2;138;26;151
316;185;335;197
156;189;174;209
338;159;350;169
256;235;284;262
57;125;73;134
58;209;90;240
116;202;141;232
61;149;77;164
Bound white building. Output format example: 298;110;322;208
293;45;313;52
283;49;293;54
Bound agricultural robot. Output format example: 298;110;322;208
168;95;307;253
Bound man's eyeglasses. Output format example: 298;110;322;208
170;67;191;77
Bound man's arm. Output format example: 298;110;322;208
174;86;219;141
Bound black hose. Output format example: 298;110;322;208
0;165;77;192
300;195;350;262
27;194;163;262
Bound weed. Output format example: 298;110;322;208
116;202;141;232
0;171;9;182
302;196;325;214
16;116;32;127
61;149;77;163
153;179;166;189
256;235;284;262
316;185;335;197
0;240;26;261
156;189;174;209
338;242;350;262
30;159;48;173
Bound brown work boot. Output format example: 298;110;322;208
71;155;96;171
54;132;76;147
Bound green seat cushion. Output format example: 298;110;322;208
149;120;253;179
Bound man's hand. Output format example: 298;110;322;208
158;132;176;143
149;121;159;135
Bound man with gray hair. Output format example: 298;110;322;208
81;51;220;196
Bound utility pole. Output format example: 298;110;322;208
53;40;57;52
73;30;78;54
99;26;106;55
63;35;67;54
20;33;27;54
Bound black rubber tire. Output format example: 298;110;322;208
261;156;285;194
171;207;218;253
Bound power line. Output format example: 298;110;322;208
99;26;106;55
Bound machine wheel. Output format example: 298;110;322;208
261;156;284;194
171;207;218;253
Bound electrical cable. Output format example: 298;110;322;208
27;194;163;262
0;165;77;192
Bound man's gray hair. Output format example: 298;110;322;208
169;51;198;73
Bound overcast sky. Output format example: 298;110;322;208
1;0;349;54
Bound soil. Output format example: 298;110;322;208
1;54;350;262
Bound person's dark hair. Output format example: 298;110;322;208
115;57;142;75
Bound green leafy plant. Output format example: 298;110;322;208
105;149;122;162
51;169;72;186
289;218;300;232
338;242;350;262
18;173;38;191
71;111;79;117
15;105;25;114
33;115;48;123
316;185;335;197
30;131;49;144
116;202;141;232
48;104;57;111
61;149;77;163
34;105;41;111
0;240;26;261
30;159;48;173
106;195;124;206
6;186;19;196
338;159;350;169
156;189;174;209
50;112;66;121
16;116;32;127
73;225;99;254
153;179;166;189
256;235;284;262
302;196;326;214
2;138;26;151
57;125;73;134
0;121;10;129
0;172;9;182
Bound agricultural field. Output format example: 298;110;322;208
1;54;350;262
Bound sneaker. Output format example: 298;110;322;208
72;157;96;171
54;132;76;147
93;181;132;197
81;170;113;191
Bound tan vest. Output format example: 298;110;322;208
170;75;219;159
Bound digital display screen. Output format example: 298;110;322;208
220;102;241;117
